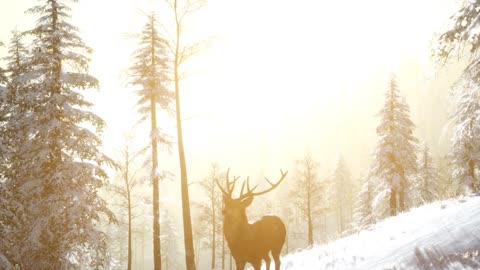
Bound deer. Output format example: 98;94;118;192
215;169;288;270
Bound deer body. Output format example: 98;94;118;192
224;214;286;270
217;170;288;270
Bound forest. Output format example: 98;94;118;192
1;0;480;269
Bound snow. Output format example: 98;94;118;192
278;194;480;270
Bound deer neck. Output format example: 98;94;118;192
223;212;252;250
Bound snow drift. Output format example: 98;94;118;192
279;194;480;269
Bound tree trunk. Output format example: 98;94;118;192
307;192;313;246
390;188;397;216
321;212;327;242
222;234;225;270
285;229;289;254
469;160;477;192
151;37;162;269
166;251;169;270
398;188;405;212
336;206;341;234
174;1;196;268
140;235;145;269
340;205;344;233
127;192;132;270
211;195;216;269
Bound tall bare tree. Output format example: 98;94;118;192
109;137;147;270
194;163;225;269
198;163;223;269
290;152;325;246
163;0;209;268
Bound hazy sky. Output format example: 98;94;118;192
0;0;467;268
0;0;459;187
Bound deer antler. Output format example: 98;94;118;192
215;168;240;199
237;169;288;200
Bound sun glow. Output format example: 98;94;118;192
0;0;464;268
168;0;456;175
0;0;457;176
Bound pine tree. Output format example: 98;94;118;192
450;79;480;193
436;1;480;195
0;40;6;87
0;30;29;153
353;174;375;230
128;14;173;270
370;76;418;218
0;31;31;269
436;0;480;79
1;1;115;268
416;142;439;204
331;155;353;234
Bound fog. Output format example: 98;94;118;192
0;0;465;268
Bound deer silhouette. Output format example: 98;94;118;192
215;169;287;270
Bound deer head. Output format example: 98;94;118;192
215;169;288;270
216;169;287;218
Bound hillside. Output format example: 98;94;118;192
279;194;480;270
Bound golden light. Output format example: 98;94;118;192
0;0;458;177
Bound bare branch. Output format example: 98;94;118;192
179;39;210;65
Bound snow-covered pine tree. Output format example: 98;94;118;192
128;13;173;270
450;79;480;193
0;41;6;87
331;155;353;234
415;142;439;204
1;1;115;268
436;0;480;79
0;31;30;148
370;75;418;218
353;174;375;230
0;39;10;123
0;31;31;269
435;0;480;195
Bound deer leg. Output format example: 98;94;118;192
272;250;281;270
236;260;246;270
251;260;262;270
264;255;271;270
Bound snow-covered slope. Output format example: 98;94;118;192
280;194;480;270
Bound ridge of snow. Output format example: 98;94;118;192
279;194;480;270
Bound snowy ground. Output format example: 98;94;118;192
278;194;480;270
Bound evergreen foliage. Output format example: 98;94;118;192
129;14;173;119
415;143;439;204
128;13;173;270
0;1;115;268
369;76;418;218
331;155;353;233
436;0;480;79
450;79;480;193
353;174;376;230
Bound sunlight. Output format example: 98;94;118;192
2;0;476;269
174;0;455;177
57;0;456;167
